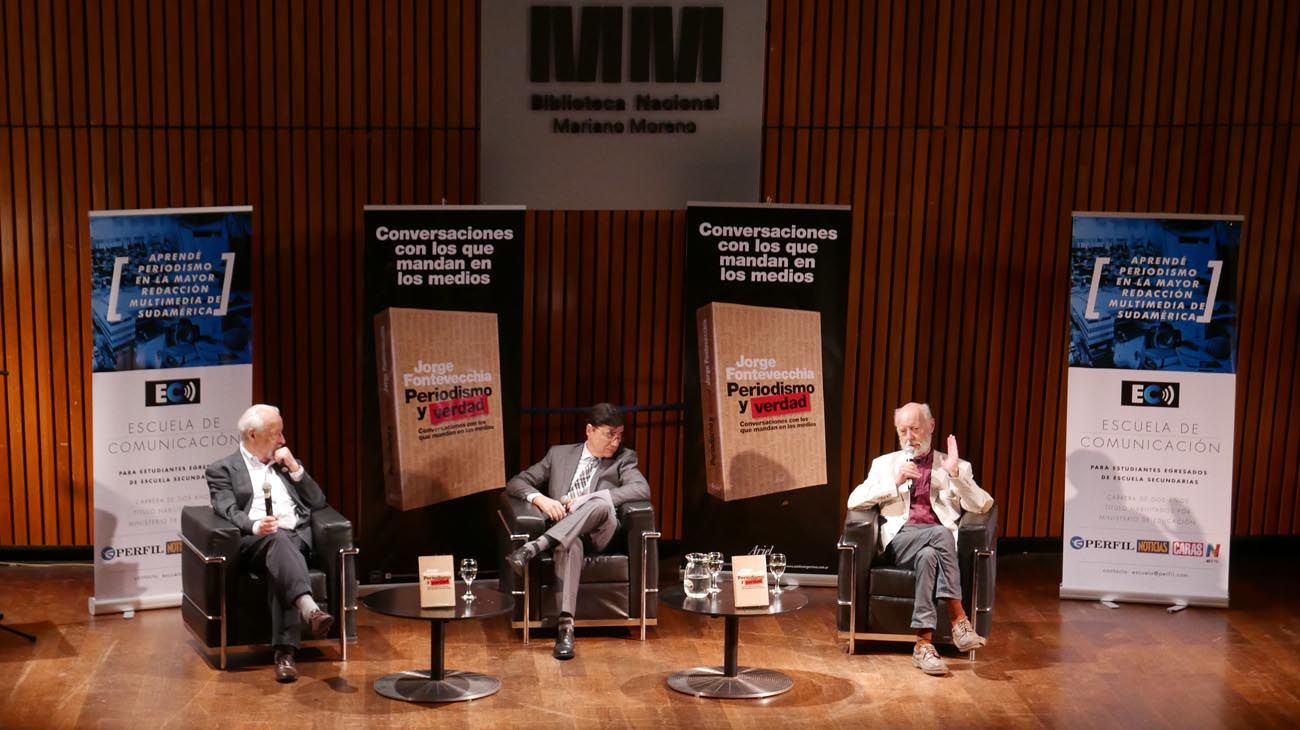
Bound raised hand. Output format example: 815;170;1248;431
944;434;960;474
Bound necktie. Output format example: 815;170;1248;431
568;456;599;500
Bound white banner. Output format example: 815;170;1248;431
1062;213;1241;607
89;207;253;615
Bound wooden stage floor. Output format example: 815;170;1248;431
2;552;1298;729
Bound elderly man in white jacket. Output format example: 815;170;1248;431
846;402;995;676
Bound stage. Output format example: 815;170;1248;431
1;551;1297;729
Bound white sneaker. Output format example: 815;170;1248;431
951;618;987;652
912;642;949;676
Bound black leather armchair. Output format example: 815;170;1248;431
837;504;997;654
180;505;359;669
497;492;659;643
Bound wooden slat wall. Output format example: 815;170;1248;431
1;1;1297;547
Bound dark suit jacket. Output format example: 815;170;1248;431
206;450;328;535
505;443;651;507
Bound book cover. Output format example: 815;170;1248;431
696;302;827;501
375;307;506;510
418;554;455;608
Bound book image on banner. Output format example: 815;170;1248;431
88;207;253;615
681;202;851;578
697;302;827;501
1062;213;1240;608
363;206;524;583
375;307;506;510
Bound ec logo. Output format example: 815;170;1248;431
145;379;201;407
1120;381;1179;408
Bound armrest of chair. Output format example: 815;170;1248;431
497;491;545;603
498;491;546;539
310;507;357;637
180;506;241;618
838;507;880;629
181;505;241;564
619;500;658;618
957;504;997;553
957;504;998;632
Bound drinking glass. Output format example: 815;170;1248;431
769;553;787;594
706;552;724;594
459;558;478;601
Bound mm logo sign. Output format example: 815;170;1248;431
530;5;723;83
145;379;201;407
1121;380;1179;408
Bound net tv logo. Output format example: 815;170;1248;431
1121;380;1180;408
145;378;201;407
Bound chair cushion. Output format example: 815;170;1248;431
579;554;629;583
870;566;918;599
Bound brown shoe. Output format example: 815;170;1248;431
307;609;335;639
274;648;298;683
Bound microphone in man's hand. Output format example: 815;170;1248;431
899;445;916;498
263;481;273;518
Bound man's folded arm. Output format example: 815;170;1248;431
607;450;651;505
207;462;255;534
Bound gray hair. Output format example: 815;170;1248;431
237;404;280;439
894;402;933;422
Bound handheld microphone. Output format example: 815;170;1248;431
898;445;916;499
263;480;273;518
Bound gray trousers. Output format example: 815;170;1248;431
240;525;314;648
883;523;962;630
543;496;618;616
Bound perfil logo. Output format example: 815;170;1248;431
529;5;724;83
1121;380;1180;408
1069;536;1134;551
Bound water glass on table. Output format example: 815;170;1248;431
706;551;724;594
459;558;478;601
768;553;787;594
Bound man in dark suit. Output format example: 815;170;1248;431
206;404;336;683
504;403;651;660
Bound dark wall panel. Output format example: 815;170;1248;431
1;1;1297;547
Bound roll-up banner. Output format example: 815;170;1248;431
89;207;253;614
1062;213;1241;607
681;202;851;580
362;206;524;582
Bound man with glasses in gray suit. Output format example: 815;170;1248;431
504;403;651;660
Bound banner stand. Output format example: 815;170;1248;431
1061;213;1241;608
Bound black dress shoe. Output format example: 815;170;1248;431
274;648;298;683
553;621;575;660
506;541;542;575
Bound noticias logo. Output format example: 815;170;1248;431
145;378;201;407
530;5;723;83
1135;540;1170;554
1121;380;1180;408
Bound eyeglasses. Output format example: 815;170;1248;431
594;427;624;442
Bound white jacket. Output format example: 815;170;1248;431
846;449;994;550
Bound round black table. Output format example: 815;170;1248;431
660;583;808;699
362;584;513;703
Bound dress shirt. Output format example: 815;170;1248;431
241;444;306;530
